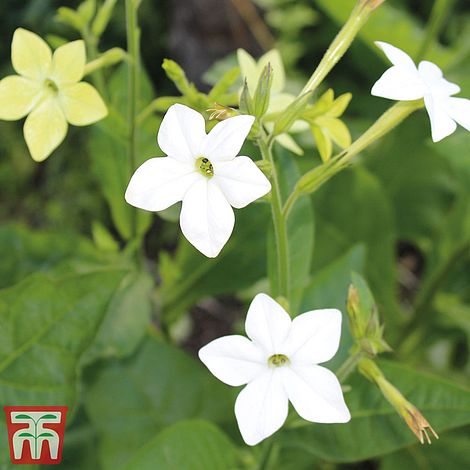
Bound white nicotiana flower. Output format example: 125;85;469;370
125;104;271;258
371;41;470;142
199;293;351;446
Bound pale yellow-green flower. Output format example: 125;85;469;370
0;28;107;161
237;48;308;155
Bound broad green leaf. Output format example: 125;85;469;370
282;360;470;462
0;268;128;468
311;167;400;332
0;224;99;289
84;334;235;470
81;269;154;364
268;150;314;313
122;420;239;470
380;431;470;470
160;203;269;325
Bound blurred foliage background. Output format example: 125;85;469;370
0;0;469;469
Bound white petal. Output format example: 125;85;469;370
11;28;52;80
418;61;460;96
282;365;351;423
375;41;416;69
125;157;200;211
213;156;271;208
445;97;470;132
245;293;291;355
202;115;255;162
0;75;42;120
424;94;457;142
235;369;288;446
283;309;342;365
180;178;234;257
50;40;85;85
157;104;207;162
23;97;68;162
198;335;267;386
371;66;425;101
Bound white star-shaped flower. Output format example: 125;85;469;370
371;41;470;142
199;293;351;445
125;104;271;257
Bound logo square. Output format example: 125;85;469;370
4;406;68;464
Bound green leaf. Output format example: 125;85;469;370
0;224;100;289
311;167;400;333
122;420;239;470
268;150;314;313
82;270;154;363
18;432;34;438
0;268;128;468
85;335;235;469
282;360;470;462
380;431;470;470
38;432;54;437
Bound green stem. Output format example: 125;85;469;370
125;0;141;239
285;100;423;218
259;137;290;302
301;0;380;95
82;28;107;99
336;351;363;383
416;0;455;61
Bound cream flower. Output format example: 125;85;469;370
0;28;107;161
125;104;271;258
199;293;351;445
237;49;308;155
371;41;470;142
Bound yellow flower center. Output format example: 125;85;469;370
44;78;59;93
268;354;289;368
195;156;214;178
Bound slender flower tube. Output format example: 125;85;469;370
125;104;271;258
0;28;108;161
199;293;350;445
